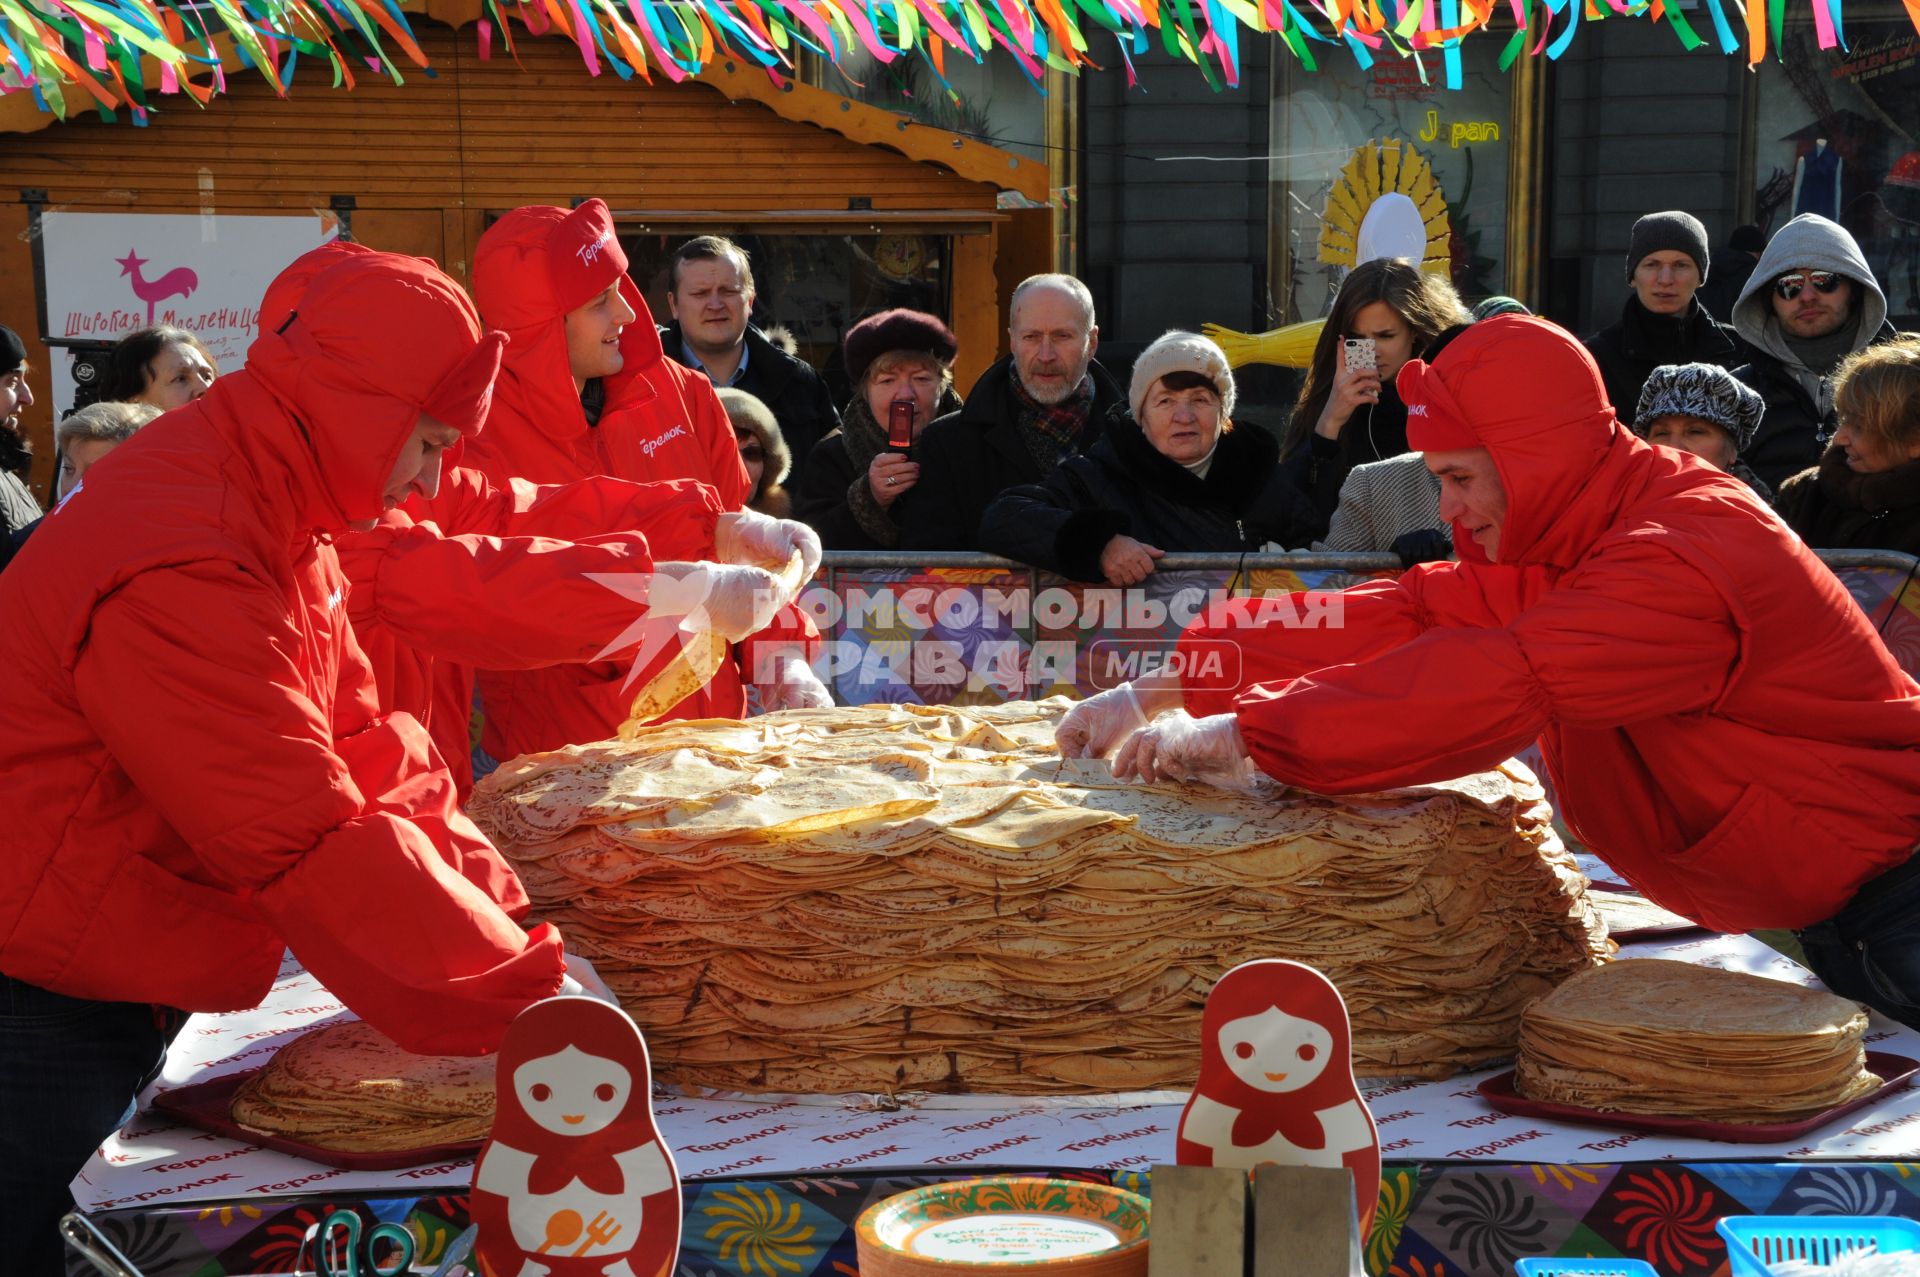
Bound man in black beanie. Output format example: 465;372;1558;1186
0;326;42;551
1583;210;1744;426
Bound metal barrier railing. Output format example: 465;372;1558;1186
796;549;1919;703
818;548;1918;575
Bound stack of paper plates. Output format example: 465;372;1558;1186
855;1176;1150;1275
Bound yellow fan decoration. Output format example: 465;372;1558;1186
1201;319;1326;371
1319;138;1453;274
1203;139;1454;370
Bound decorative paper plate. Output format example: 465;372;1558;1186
151;1069;483;1171
1476;1051;1920;1144
856;1176;1150;1275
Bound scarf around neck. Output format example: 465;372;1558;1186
1014;373;1096;473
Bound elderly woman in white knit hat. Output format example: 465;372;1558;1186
979;330;1292;584
1635;362;1772;500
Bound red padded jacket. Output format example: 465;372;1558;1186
461;200;818;761
0;253;562;1054
1179;317;1920;933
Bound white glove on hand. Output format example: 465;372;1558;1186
715;509;824;581
1111;711;1269;793
1055;683;1149;761
560;951;619;1006
757;652;834;712
651;561;787;642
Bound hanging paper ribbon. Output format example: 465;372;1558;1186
0;0;1904;120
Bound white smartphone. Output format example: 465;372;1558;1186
1343;337;1378;373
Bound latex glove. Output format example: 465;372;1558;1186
715;509;823;581
1111;710;1269;793
560;951;619;1006
1390;527;1454;568
1056;683;1150;760
651;561;787;643
757;652;834;712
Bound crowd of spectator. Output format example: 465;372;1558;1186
3;214;1916;589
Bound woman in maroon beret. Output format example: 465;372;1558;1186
792;309;959;550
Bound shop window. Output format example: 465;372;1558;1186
622;231;953;404
1750;23;1920;327
796;49;1051;165
1268;42;1536;322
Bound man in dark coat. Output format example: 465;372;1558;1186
1731;213;1894;492
661;235;839;476
980;331;1292;582
897;275;1124;551
1583;210;1744;426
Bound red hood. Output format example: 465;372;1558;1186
258;240;375;337
1399;316;1635;569
245;251;506;528
472;199;665;455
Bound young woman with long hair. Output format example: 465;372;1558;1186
1277;259;1469;545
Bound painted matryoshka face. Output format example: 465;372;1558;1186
513;1045;633;1136
1218;1005;1334;1094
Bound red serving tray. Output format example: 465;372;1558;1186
1475;1051;1920;1144
150;1068;484;1171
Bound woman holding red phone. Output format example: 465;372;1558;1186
1273;258;1470;547
793;309;961;550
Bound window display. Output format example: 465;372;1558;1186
1752;23;1920;327
623;231;952;395
1269;44;1518;323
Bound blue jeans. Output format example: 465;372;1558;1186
1798;847;1920;1031
0;973;179;1276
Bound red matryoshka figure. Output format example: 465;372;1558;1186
472;997;681;1277
1176;959;1381;1238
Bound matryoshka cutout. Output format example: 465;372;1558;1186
1177;959;1380;1237
472;997;681;1277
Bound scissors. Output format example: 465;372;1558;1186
306;1209;418;1277
59;1213;147;1277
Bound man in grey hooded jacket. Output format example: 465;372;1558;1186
1732;213;1892;491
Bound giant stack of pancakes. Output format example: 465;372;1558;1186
470;700;1613;1095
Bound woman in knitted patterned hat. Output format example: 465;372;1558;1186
792;309;960;550
979;331;1291;584
1775;335;1920;556
1635;362;1772;500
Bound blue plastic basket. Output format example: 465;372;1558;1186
1514;1260;1660;1276
1717;1215;1920;1276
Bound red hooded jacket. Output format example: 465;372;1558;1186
265;243;727;794
1179;316;1920;933
0;253;562;1055
461;201;819;761
339;468;724;793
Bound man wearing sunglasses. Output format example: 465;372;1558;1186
1732;212;1893;489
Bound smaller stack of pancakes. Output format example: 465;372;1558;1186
230;1021;496;1151
1515;959;1881;1122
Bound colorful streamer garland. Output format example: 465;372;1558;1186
0;0;1907;123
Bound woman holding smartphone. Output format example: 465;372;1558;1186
793;309;960;550
1274;258;1470;546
